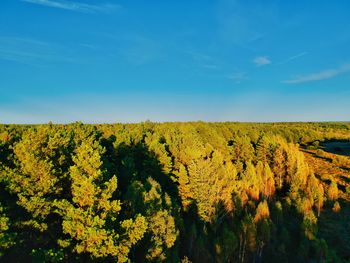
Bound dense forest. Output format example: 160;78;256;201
0;122;350;263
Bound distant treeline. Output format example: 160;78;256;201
0;122;350;262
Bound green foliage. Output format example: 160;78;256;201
31;248;65;263
0;204;14;257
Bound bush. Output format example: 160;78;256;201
315;149;325;157
332;202;341;213
332;155;350;167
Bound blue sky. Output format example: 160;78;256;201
0;0;350;123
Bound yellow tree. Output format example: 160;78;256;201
230;135;255;163
187;149;237;223
262;163;275;199
327;181;339;201
254;201;270;223
307;173;324;216
175;164;193;210
3;125;71;231
242;162;261;201
273;145;287;189
55;133;147;262
188;157;217;223
142;178;178;261
124;176;179;261
254;201;271;261
256;136;271;164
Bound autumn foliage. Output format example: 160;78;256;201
0;122;350;262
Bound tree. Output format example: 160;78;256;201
327;181;338;201
125;176;179;262
272;145;287;189
3;126;72;231
302;211;317;240
256;136;272;164
307;174;324;217
188;158;217;222
55;132;147;262
214;224;238;262
254;201;270;223
175;164;193;210
0;204;14;257
142;178;178;261
242;162;260;201
289;151;310;202
332;201;341;213
0;122;349;262
262;163;275;199
230;136;255;163
239;215;257;263
146;209;178;261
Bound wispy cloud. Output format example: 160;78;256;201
0;36;81;65
79;43;96;49
119;35;162;66
276;51;308;65
187;51;214;63
202;64;219;70
228;72;247;84
185;50;220;71
22;0;121;13
282;64;350;84
253;56;271;66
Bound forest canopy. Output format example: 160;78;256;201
0;122;350;262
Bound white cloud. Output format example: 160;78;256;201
253;56;271;66
22;0;121;13
276;51;308;65
282;64;350;84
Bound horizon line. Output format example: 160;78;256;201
1;120;349;125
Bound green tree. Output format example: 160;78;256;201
0;204;14;257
